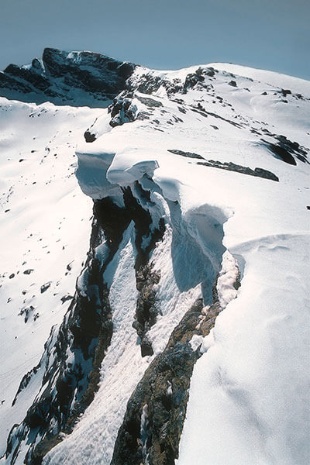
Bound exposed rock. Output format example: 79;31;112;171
40;282;51;293
111;299;222;465
189;105;243;128
5;183;166;463
183;68;205;92
134;265;161;356
281;89;292;97
262;135;309;165
84;131;97;143
131;74;164;95
0;48;136;107
168;150;279;181
135;95;163;108
167;149;205;160
23;269;34;275
121;184;165;356
108;92;139;127
5;199;128;464
198;159;279;181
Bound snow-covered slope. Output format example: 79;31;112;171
0;99;103;448
0;52;309;465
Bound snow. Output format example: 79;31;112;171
0;98;102;453
216;250;239;309
208;62;310;98
178;234;310;465
107;147;160;185
1;60;309;465
44;225;152;465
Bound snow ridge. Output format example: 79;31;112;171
0;53;309;465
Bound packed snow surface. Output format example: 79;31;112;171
0;61;309;465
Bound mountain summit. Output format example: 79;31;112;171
0;49;309;465
0;48;135;107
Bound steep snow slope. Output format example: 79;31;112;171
0;57;309;465
0;99;102;451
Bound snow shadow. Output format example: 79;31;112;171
168;201;227;305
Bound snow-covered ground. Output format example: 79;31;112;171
0;61;309;465
0;99;102;450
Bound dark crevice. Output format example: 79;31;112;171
122;184;166;356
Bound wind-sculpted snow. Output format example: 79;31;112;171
0;54;309;465
178;234;310;465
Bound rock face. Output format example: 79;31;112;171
0;48;135;107
111;299;222;465
4;182;167;464
6;211;115;464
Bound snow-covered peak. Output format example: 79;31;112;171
0;48;136;107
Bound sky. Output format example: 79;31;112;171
0;0;309;80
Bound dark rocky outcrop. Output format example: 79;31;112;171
198;160;279;181
121;184;166;356
0;48;136;107
183;67;205;92
167;149;205;160
5;198;130;464
108;92;139;127
6;217;115;464
133;265;161;357
4;182;166;464
262;135;309;165
168;149;279;181
130;66;217;99
111;299;222;465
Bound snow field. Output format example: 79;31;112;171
0;98;102;453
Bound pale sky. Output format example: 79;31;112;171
0;0;309;79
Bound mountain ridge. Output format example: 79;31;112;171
0;49;309;465
0;48;136;107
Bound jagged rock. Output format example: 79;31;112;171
131;74;163;95
5;202;121;463
261;135;309;165
136;95;163;107
111;299;222;465
109;92;138;127
167;149;205;160
134;264;161;356
84;130;97;143
168;150;279;181
183;67;205;92
0;48;136;107
5;183;167;463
